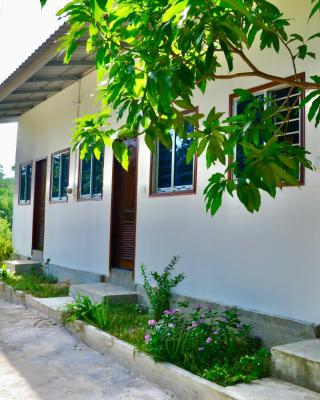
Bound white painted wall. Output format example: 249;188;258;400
135;0;320;324
12;0;320;323
13;73;113;275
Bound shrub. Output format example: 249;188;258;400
144;304;270;385
140;256;185;320
0;218;13;261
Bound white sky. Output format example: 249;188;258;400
0;0;67;177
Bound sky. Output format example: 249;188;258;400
0;0;67;177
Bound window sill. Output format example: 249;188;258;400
18;201;31;205
149;189;196;198
49;198;68;204
77;195;103;202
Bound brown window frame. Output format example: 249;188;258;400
49;148;70;203
228;73;306;186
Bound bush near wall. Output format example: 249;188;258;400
0;218;13;261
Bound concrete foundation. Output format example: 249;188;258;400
45;263;104;284
4;260;42;275
136;285;320;349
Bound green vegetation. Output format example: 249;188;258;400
0;219;13;262
0;165;14;226
40;0;320;215
141;256;185;320
62;294;150;348
0;267;69;298
62;295;270;387
0;165;14;262
145;305;270;386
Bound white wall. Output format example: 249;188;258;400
12;0;320;323
13;73;113;275
135;0;320;324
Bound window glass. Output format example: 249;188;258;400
174;136;193;188
26;164;32;202
233;85;303;182
80;157;91;196
19;163;32;204
61;153;69;198
155;125;194;193
157;143;172;190
51;151;69;201
92;153;104;196
51;155;60;199
80;151;104;198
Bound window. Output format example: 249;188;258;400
50;150;70;202
231;81;304;184
19;162;32;204
152;124;196;194
79;151;104;199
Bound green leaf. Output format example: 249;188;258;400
162;0;189;22
186;140;198;164
219;0;250;17
40;0;48;7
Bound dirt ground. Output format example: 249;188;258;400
0;299;174;400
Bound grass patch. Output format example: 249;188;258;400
0;268;69;298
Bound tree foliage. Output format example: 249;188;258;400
0;166;14;225
40;0;320;214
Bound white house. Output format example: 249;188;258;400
0;1;319;347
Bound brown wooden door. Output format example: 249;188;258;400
32;158;47;251
110;139;138;270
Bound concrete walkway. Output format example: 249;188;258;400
0;299;174;400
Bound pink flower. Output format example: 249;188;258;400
206;337;213;344
144;334;151;343
191;321;198;328
148;320;157;326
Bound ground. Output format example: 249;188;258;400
0;299;174;400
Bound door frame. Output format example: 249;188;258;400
108;139;139;277
31;156;48;255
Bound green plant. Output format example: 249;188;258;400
0;271;69;297
145;304;270;385
62;295;149;347
141;256;185;320
0;218;13;262
203;348;271;386
0;264;8;279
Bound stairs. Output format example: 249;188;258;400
4;260;42;274
272;339;320;393
69;282;138;305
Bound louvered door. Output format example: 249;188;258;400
32;158;47;252
110;139;137;270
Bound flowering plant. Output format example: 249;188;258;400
144;304;270;386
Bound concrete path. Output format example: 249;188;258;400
0;299;174;400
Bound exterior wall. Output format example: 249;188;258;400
135;0;320;325
12;1;320;325
12;72;113;277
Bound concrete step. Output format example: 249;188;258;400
225;377;320;399
4;260;42;275
272;339;320;393
69;283;138;305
